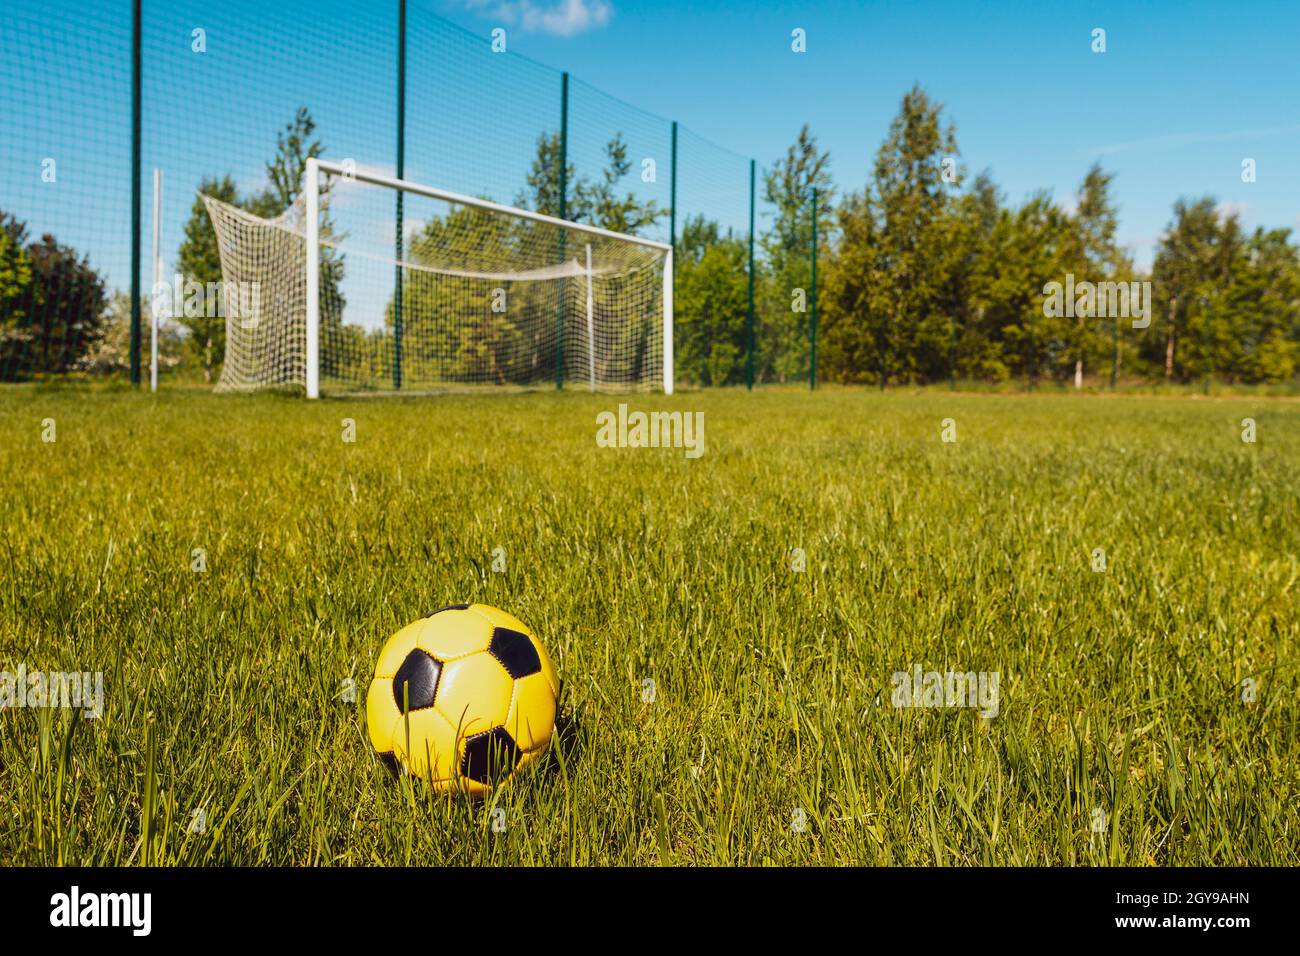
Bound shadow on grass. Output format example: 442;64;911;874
540;697;583;781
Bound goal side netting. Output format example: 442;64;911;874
201;159;673;396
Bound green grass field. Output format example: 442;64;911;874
1;386;1297;865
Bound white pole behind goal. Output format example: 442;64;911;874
663;247;674;395
304;157;320;399
150;168;161;393
585;243;595;392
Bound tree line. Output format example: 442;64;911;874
3;88;1297;387
689;85;1299;388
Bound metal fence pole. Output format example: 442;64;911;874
130;0;142;386
809;187;817;390
1028;314;1036;390
393;0;406;390
556;72;569;390
1111;314;1118;390
669;121;677;250
746;158;755;390
1204;294;1213;394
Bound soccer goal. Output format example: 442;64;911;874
202;157;673;397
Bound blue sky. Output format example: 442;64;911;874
440;0;1300;267
2;0;1297;310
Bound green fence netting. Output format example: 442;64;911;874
0;0;818;389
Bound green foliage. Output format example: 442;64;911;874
520;131;574;219
819;87;956;386
490;90;1300;392
352;132;671;390
175;108;344;383
380;205;543;386
758;124;834;384
0;211;36;374
521;131;663;234
77;291;185;377
674;217;748;386
980;194;1078;383
574;134;665;234
177;176;237;382
1065;163;1128;383
819;192;880;384
7;228;108;377
1232;229;1300;383
1137;199;1297;385
245;106;324;219
0;211;109;379
807;86;1300;389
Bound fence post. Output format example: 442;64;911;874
809;187;817;390
556;72;569;390
1028;314;1037;390
151;167;161;392
1203;294;1213;394
949;313;956;390
746;158;755;390
130;0;142;386
669;121;677;251
880;316;887;391
393;0;406;390
1111;313;1118;390
669;121;677;392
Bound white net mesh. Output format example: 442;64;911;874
202;169;669;395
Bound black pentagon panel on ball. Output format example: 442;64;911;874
392;649;442;711
487;627;542;679
460;727;522;784
423;604;470;618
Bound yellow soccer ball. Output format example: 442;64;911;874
366;604;558;795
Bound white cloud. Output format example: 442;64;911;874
1092;124;1300;156
1216;201;1248;222
467;0;612;37
1120;233;1158;270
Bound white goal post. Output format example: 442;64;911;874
202;158;673;397
294;157;673;397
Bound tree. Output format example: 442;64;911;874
246;106;324;218
760;124;833;383
673;216;748;385
0;211;35;379
1231;228;1300;382
871;86;959;384
1149;198;1238;381
22;232;108;375
930;170;1003;384
1068;163;1125;386
519;131;664;234
175;107;342;384
827;86;959;387
574;134;663;234
519;131;582;219
78;290;183;376
983;194;1077;383
246;108;346;378
177;175;237;382
820;190;881;383
0;210;109;378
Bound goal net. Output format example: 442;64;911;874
202;158;673;397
